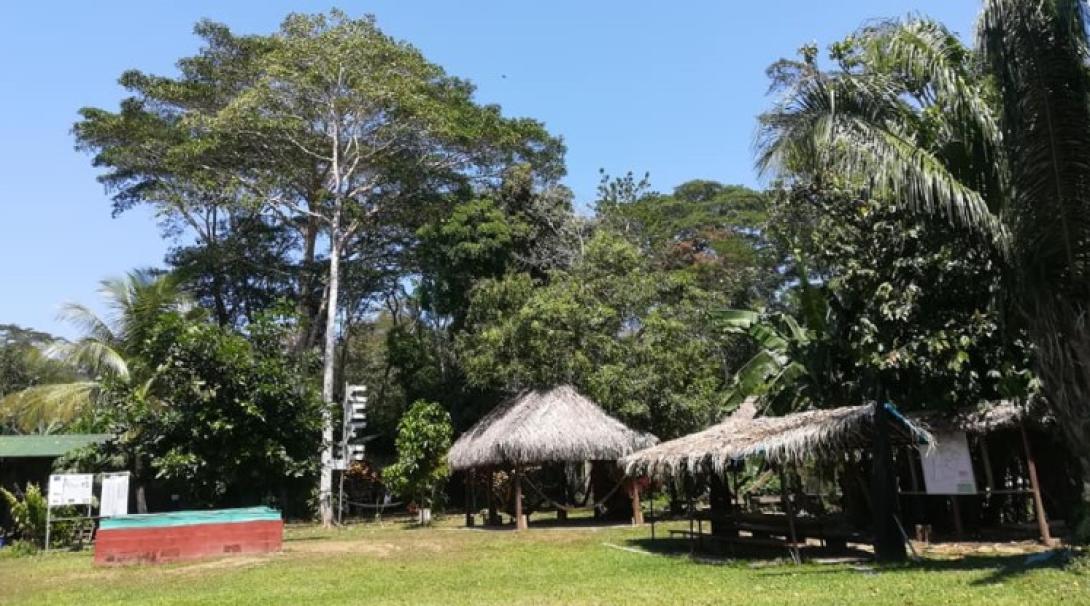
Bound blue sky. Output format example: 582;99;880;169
0;1;978;339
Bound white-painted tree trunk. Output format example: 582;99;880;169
319;209;341;527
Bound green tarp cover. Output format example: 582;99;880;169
0;434;109;458
100;506;281;530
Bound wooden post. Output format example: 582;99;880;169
950;496;964;539
464;470;475;527
979;435;995;491
650;482;656;540
514;466;527;531
487;469;500;526
779;467;801;564
1020;424;1052;544
630;479;644;526
871;399;907;562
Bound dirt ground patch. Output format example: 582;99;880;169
286;540;400;557
918;540;1059;558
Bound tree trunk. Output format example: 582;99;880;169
133;455;148;514
295;211;322;353
1031;303;1090;541
318;207;343;528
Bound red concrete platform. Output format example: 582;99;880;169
94;508;283;566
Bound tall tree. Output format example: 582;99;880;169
758;0;1090;533
76;11;563;525
211;11;561;525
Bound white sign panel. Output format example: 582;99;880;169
47;473;94;507
918;430;978;495
100;472;130;517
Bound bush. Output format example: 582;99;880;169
383;400;453;522
0;484;46;547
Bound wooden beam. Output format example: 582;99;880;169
487;469;500;526
629;479;644;526
950;496;964;539
464;470;475;527
514;466;527;531
979;435;995;491
1020;424;1052;545
779;466;801;564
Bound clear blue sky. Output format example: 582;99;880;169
0;1;978;339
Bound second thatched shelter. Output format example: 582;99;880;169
621;401;932;481
448;385;656;529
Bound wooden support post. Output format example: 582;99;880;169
779;467;801;564
487;469;500;526
650;483;656;540
871;399;907;562
950;496;964;539
1020;424;1052;545
514;466;527;531
464;471;475;527
688;494;696;555
629;479;644;525
979;435;995;492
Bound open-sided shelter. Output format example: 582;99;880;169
621;401;931;480
448;385;657;529
906;401;1072;544
620;401;931;559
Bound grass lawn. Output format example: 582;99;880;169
1;517;1087;605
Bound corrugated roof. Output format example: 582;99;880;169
0;434;109;458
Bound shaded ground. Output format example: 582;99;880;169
0;517;1086;605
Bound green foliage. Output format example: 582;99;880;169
715;181;1038;416
0;326;79;433
598;177;781;306
96;312;322;510
0;272;194;434
415;165;578;328
383;400;453;512
0;484;47;547
459;230;732;439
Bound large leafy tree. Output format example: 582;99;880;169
92;312;322;513
758;0;1090;516
599;177;781;306
722;185;1035;415
76;10;564;525
458;231;730;440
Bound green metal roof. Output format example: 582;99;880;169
0;434;110;458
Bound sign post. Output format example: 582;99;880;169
100;472;131;518
337;384;367;523
45;473;94;551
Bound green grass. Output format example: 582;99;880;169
1;517;1087;605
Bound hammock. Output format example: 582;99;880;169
522;475;628;513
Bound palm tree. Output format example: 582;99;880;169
758;0;1090;516
0;270;194;433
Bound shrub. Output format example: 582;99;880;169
383;400;453;522
0;484;47;547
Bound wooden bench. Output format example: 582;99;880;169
667;529;805;561
692;511;865;550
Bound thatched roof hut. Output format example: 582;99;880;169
910;400;1034;434
448;385;658;471
621;401;932;481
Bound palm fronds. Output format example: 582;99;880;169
0;382;98;434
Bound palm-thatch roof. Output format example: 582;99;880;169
448;385;658;471
621;401;932;481
910;400;1036;434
